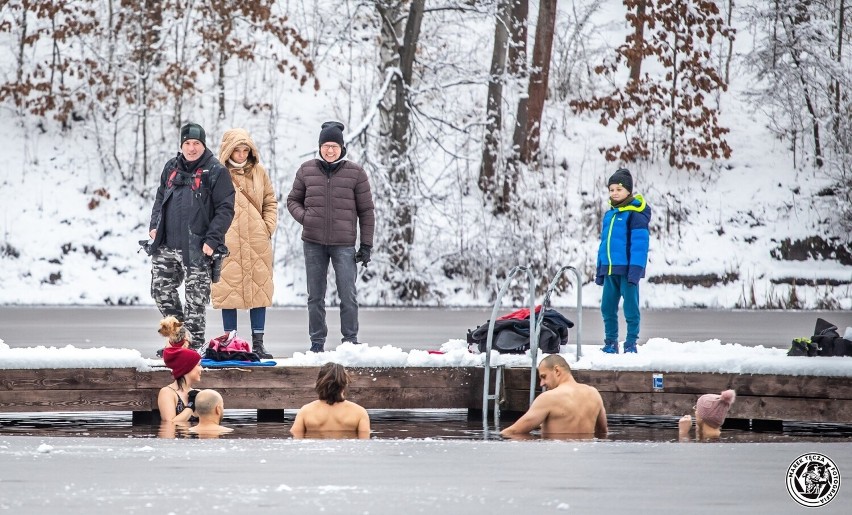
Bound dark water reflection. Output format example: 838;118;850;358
1;410;851;442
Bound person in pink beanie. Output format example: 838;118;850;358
678;389;736;440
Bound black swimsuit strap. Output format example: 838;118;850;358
167;385;186;413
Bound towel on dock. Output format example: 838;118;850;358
200;359;277;368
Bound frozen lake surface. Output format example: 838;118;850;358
0;432;848;514
1;411;851;514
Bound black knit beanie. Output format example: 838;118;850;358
318;121;345;147
608;168;633;193
180;123;206;148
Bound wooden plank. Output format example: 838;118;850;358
613;372;852;399
348;367;480;389
213;385;477;410
504;368;852;399
0;390;154;412
0;368;141;391
2;366;852;424
135;369;174;389
198;367;317;389
350;387;475;409
211;388;316;409
600;392;852;423
197;366;481;389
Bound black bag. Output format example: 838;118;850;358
467;308;573;354
797;318;852;357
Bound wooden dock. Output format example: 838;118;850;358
1;366;850;426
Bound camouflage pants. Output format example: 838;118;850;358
151;247;211;349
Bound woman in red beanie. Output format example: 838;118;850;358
678;389;736;440
157;347;203;422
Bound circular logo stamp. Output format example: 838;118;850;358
786;453;841;507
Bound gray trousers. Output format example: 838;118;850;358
303;241;358;345
151;247;211;348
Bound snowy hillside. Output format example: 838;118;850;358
0;0;849;309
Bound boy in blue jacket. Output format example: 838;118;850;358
595;168;651;353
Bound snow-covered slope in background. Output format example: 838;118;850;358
0;1;849;309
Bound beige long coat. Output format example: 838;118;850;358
211;129;278;309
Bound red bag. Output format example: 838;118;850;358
206;331;253;354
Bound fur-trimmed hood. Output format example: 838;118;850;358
218;128;261;167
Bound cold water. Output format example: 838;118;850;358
1;409;850;442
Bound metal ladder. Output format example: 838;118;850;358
534;265;584;364
481;265;536;426
481;265;584;428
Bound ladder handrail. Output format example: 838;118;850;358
535;265;583;362
482;265;536;424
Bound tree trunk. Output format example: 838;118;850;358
628;0;647;83
14;0;29;113
803;88;823;167
393;0;423;145
520;0;558;165
377;0;425;277
724;0;734;84
786;8;824;167
668;29;679;168
479;0;511;199
218;51;226;120
507;0;529;77
834;0;844;139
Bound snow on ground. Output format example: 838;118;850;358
2;337;850;377
0;2;850;310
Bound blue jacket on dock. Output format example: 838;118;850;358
595;194;651;285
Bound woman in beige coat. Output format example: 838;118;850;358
212;129;278;358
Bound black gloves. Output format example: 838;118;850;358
187;389;199;412
354;244;372;267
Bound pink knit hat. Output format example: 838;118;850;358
695;390;736;429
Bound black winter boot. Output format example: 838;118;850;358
252;333;273;359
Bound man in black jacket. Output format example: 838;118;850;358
148;123;235;351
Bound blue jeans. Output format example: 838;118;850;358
601;275;640;344
221;307;266;334
303;242;358;345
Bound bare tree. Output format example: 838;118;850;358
626;0;648;83
518;0;558;165
479;0;512;203
374;0;426;300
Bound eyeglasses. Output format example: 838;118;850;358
321;144;341;151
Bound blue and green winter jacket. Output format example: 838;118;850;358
595;194;651;286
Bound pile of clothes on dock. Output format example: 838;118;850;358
467;306;573;354
788;318;852;357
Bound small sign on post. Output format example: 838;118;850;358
652;373;664;392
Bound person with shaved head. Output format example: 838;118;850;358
501;355;607;438
188;389;233;437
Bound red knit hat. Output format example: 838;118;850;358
163;347;201;379
696;390;736;429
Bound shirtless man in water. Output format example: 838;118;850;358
290;362;371;439
188;389;233;437
501;354;607;437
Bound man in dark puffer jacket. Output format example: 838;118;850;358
287;121;375;352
